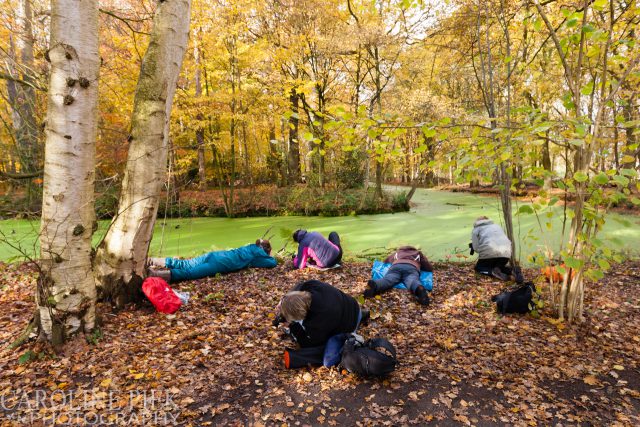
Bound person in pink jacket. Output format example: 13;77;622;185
292;229;342;269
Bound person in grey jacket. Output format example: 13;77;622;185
470;216;513;281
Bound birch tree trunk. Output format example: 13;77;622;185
38;0;99;344
94;0;192;308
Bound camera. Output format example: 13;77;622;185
272;314;285;327
468;242;474;256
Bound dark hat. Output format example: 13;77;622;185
292;229;306;242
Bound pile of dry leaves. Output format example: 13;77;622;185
0;260;638;426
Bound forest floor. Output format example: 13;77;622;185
0;261;639;426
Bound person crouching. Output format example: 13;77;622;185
278;280;365;348
292;229;342;269
470;216;516;281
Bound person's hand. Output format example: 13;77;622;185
272;314;286;327
288;321;303;336
273;299;284;326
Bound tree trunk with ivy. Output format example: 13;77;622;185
94;0;192;308
37;0;100;344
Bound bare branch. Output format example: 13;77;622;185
0;169;43;180
99;8;151;36
0;71;46;91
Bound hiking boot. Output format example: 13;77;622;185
491;267;510;281
363;280;377;298
148;268;171;282
513;266;524;284
360;309;370;326
415;286;430;306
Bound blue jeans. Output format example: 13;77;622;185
323;310;361;368
373;263;422;293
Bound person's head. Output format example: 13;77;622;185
473;216;492;227
292;229;306;243
256;239;272;255
280;291;312;322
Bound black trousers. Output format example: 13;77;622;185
327;231;342;264
475;257;512;275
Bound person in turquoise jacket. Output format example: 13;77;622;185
147;239;277;283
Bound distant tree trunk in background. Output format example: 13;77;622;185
374;161;383;198
315;86;326;188
226;34;238;216
613;115;620;171
267;122;283;185
424;136;436;186
194;30;206;190
622;93;637;172
242;122;251;185
38;0;99;344
9;0;39;174
371;49;384;199
5;38;21;176
477;0;516;262
279;118;289;185
267;123;276;181
94;0;192;308
287;90;300;184
621;29;638;178
542;136;552;190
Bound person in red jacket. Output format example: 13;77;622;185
364;246;432;305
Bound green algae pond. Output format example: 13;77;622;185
1;188;639;264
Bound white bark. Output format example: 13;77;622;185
39;0;99;343
95;0;192;307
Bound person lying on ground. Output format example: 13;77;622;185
363;246;432;306
470;216;521;282
147;239;276;283
291;229;342;269
275;280;367;348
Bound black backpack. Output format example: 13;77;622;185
341;337;397;377
492;282;535;314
